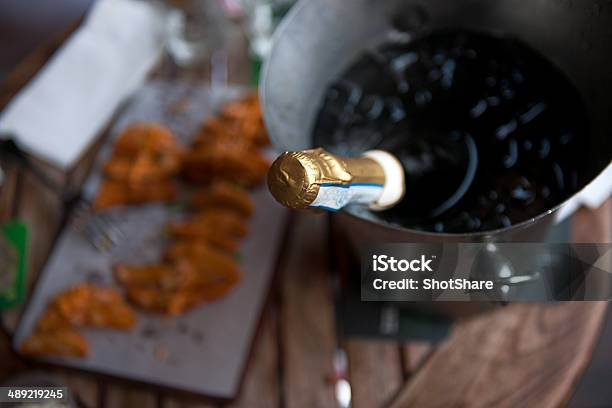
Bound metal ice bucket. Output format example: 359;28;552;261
261;0;612;247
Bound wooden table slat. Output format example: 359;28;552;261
103;382;158;408
402;341;435;377
0;331;25;380
280;213;337;408
227;308;280;408
390;302;607;408
345;339;403;408
161;396;218;408
0;161;20;222
54;369;100;408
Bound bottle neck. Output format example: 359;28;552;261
267;148;404;212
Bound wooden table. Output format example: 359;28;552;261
0;22;610;408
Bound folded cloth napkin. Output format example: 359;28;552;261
0;0;168;170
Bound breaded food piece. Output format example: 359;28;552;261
164;241;241;283
167;209;249;240
113;123;182;157
128;150;183;184
20;284;135;358
125;286;192;316
35;308;71;332
52;284;136;330
192;117;227;148
193;94;269;148
102;157;132;180
116;240;242;316
183;94;270;185
174;233;239;254
126;280;239;316
182;141;269;186
219;93;260;119
115;264;179;289
116;243;240;291
93;180;177;210
102;123;184;184
103;153;182;184
93;180;127;210
193;116;268;148
219;94;269;147
190;182;254;217
21;327;89;358
126;180;177;205
115;260;209;292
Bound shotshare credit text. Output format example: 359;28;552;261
371;255;494;290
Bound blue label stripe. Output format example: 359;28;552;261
319;182;384;188
307;205;340;212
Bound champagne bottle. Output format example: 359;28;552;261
267;148;405;212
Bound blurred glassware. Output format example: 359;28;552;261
159;0;251;87
239;0;294;59
238;0;295;83
164;0;229;67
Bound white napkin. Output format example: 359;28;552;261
0;0;168;170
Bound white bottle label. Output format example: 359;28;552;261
308;183;384;212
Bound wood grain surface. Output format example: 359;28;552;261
345;340;403;408
227;309;280;408
390;302;607;408
402;342;435;376
279;214;337;408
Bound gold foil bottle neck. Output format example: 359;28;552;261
267;148;387;210
267;149;322;209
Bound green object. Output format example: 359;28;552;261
250;56;263;86
0;221;28;310
249;1;294;86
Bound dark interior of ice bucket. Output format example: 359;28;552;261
262;0;612;233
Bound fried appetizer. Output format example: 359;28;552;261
220;94;269;146
167;209;249;241
116;244;240;291
115;240;242;315
34;308;73;334
20;284;136;358
115;264;179;289
194;94;269;148
21;327;89;358
21;307;89;358
93;180;177;210
52;284;136;330
95;122;184;210
182;141;269;186
112;122;182;157
190;182;254;217
115;260;225;292
106;123;184;183
126;280;239;316
174;233;239;254
103;153;182;185
192;117;227;148
164;241;242;283
185;95;270;186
